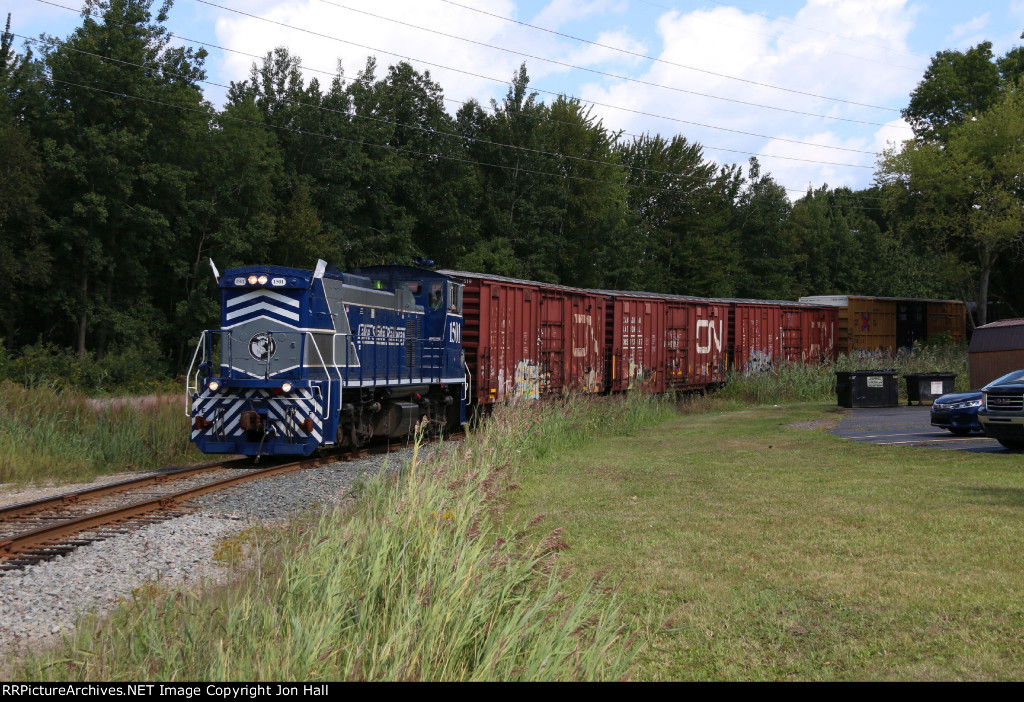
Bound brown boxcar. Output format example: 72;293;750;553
799;295;964;353
539;286;606;396
443;271;605;405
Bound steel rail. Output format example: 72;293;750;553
0;455;338;558
0;432;466;565
0;458;254;522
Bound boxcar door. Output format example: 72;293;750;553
539;293;565;396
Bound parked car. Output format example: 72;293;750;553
930;391;983;435
978;369;1024;450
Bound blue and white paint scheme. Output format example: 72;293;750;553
187;261;467;458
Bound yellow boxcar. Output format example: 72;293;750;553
799;296;965;353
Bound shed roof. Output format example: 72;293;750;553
968;318;1024;353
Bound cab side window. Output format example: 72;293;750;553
428;282;444;310
448;282;463;314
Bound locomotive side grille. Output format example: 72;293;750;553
406;318;418;367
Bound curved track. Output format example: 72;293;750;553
0;434;461;573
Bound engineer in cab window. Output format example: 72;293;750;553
429;282;443;310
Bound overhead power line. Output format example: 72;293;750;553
189;0;884;155
636;0;931;62
42;72;885;209
26;0;895;201
313;0;905;129
34;0;890;158
434;0;909;110
14;29;875;177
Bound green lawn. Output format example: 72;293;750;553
513;403;1024;681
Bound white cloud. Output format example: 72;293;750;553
578;1;921;195
531;0;627;30
949;13;991;40
214;0;526;106
561;29;648;69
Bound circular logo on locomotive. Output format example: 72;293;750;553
248;332;277;362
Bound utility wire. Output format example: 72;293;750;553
43;75;722;195
16;32;874;176
189;0;882;155
312;0;905;128
34;0;888;160
42;72;886;210
434;0;911;109
636;0;931;61
24;2;892;201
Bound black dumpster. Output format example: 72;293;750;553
904;372;956;405
835;369;899;408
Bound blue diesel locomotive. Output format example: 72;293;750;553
186;261;468;458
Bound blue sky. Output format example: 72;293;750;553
5;0;1024;197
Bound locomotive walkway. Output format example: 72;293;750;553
831;405;1003;453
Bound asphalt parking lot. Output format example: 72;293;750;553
830;404;1010;454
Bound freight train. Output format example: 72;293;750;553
185;261;960;458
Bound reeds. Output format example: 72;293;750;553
16;394;667;681
0;381;198;485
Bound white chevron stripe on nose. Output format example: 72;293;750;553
227;290;300;308
226;301;301;322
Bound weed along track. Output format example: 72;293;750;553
0;435;458;572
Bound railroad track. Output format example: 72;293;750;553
0;433;462;573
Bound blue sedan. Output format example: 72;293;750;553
930;392;983;435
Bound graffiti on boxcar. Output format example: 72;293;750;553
513;359;541;400
627;358;654;389
745;349;773;374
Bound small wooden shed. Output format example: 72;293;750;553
968;319;1024;388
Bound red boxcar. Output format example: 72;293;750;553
663;295;730;391
602;292;731;393
445;271;606;405
604;292;666;393
732;300;836;372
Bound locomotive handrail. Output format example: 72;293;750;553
301;330;337;421
185;331;205;416
185;330;233;416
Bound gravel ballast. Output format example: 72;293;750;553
0;446;422;659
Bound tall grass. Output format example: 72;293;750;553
720;343;970;405
15;394;672;681
0;381;200;485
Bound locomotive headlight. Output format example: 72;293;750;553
247;275;258;285
208;380;220;392
257;274;269;285
281;382;293;393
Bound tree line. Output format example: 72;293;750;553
1;0;1022;382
